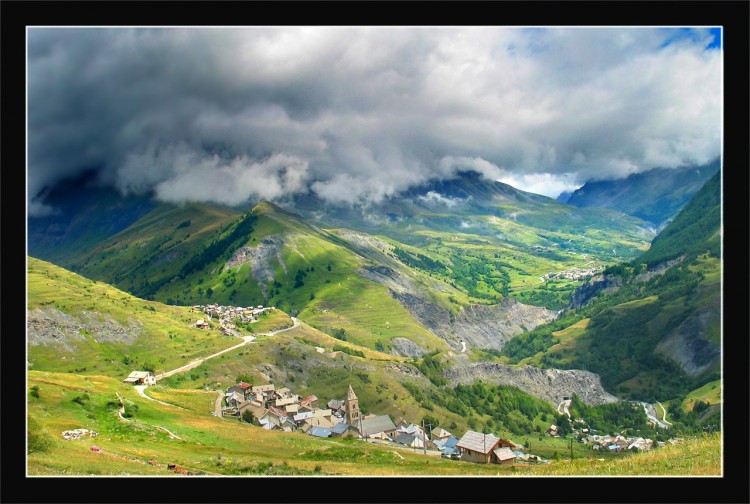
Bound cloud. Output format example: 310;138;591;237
418;191;468;208
27;27;721;215
497;172;581;199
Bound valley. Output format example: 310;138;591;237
26;170;722;477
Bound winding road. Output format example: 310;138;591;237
656;401;673;427
155;317;300;381
636;401;670;429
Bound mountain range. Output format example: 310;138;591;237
29;166;720;422
564;160;720;230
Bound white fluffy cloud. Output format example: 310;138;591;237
28;27;721;214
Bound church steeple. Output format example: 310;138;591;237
345;384;360;426
347;384;357;400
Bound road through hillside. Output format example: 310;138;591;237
155;317;299;381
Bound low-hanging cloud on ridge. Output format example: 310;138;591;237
27;26;722;215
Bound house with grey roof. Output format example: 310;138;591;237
394;432;423;449
330;422;359;438
327;399;345;413
123;371;156;386
308;426;333;438
358;414;397;440
492;446;517;464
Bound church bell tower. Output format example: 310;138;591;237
345;384;360;426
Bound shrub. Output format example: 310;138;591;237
72;393;90;406
122;403;139;418
28;430;52;454
29;385;40;399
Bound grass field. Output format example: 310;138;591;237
27;370;721;476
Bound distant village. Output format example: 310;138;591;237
190;304;276;335
541;265;603;282
546;421;661;453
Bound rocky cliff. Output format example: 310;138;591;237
27;307;144;350
444;362;618;406
655;303;721;377
566;274;623;310
393;290;556;351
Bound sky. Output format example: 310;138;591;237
27;26;722;216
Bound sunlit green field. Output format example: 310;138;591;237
27;371;720;476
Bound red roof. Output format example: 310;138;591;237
238;382;252;389
301;395;318;404
267;406;288;419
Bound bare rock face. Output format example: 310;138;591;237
633;256;684;284
392;292;555;351
390;337;428;358
450;300;557;351
225;235;286;296
566;274;623;310
27;307;144;350
444;362;618;406
655;303;720;377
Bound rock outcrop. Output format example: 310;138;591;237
566;274;623;310
393;291;556;351
390;337;428;358
27;307;144;350
655;303;720;377
444;362;618;406
225;234;286;297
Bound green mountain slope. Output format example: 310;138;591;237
293;171;655;310
56;201;454;353
636;171;721;266
27;257;240;376
566;161;719;228
502;171;722;403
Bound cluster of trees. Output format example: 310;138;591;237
392;247;446;274
501;314;583;363
515;280;579;310
331;328;347;341
179;213;256;279
412;350;448;386
568;395;650;435
402;378;556;437
293;268;307;288
333;345;365;358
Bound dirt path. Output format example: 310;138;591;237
133;385;186;409
214;391;224;418
155;317;300;381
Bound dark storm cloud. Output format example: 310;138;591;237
27;27;721;214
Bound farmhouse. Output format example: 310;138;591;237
123;371;156;386
456;430;517;464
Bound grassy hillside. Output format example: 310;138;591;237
295;171;655;310
27;257;240;377
501;172;722;403
636;170;721;267
27;370;720;476
52;201;455;353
